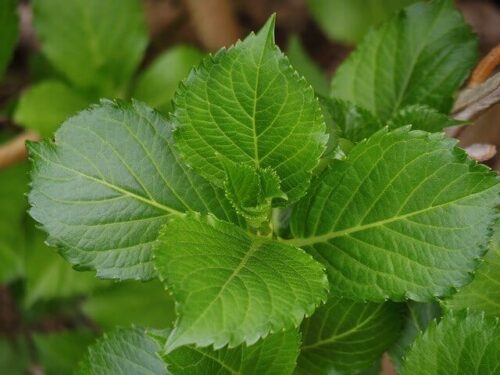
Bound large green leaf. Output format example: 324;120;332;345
288;127;499;302
33;0;147;96
24;224;100;307
76;327;168;375
14;80;91;137
82;280;176;330
0;162;28;283
28;100;237;280
173;16;327;205
0;0;19;78
154;214;328;351
331;0;478;122
295;298;403;375
308;0;416;44
389;302;442;372
387;105;464;133
444;223;500;318
133;46;204;114
402;312;500;374
158;329;300;375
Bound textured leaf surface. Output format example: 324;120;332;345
0;0;19;78
445;223;500;318
15;80;91;137
133;46;204;113
173;16;327;204
24;224;100;307
82;280;176;330
29;100;237;280
33;0;147;96
154;214;328;351
331;0;478;122
389;302;442;372
289;127;499;301
161;329;300;375
0;162;28;283
295;298;403;375
402;312;500;374
308;0;416;44
76;328;167;375
287;36;329;97
388;104;464;133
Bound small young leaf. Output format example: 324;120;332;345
76;328;168;375
29;100;238;280
287;36;329;97
0;0;19;78
308;0;416;44
296;297;403;375
331;0;478;122
33;0;148;96
444;223;500;318
289;127;499;302
159;329;300;375
154;214;328;352
402;312;500;374
14;80;91;137
388;104;464;133
133;46;204;113
324;98;382;142
173;16;327;204
389;302;442;372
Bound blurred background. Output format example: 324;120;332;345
0;0;499;374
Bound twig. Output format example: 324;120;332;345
185;0;241;51
0;131;40;170
468;44;500;87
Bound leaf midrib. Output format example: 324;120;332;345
285;184;497;248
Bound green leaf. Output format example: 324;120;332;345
154;213;328;351
158;329;300;375
133;46;204;113
389;302;442;373
0;162;28;283
402;311;500;374
33;330;96;375
331;0;478;122
0;0;19;78
444;223;500;318
33;0;148;96
0;337;30;375
173;16;327;204
289;127;499;302
82;280;176;330
295;297;403;375
76;327;168;375
14;80;91;137
24;224;100;307
287;36;329;97
388;104;464;133
28;100;238;280
308;0;416;44
324;98;382;142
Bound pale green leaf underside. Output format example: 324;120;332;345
33;0;147;96
14;80;91;137
289;127;499;302
154;214;328;352
331;0;478;122
296;297;403;375
402;312;500;374
163;330;300;375
173;16;327;204
389;302;442;373
0;0;19;78
445;223;500;318
76;328;168;375
29;100;237;281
